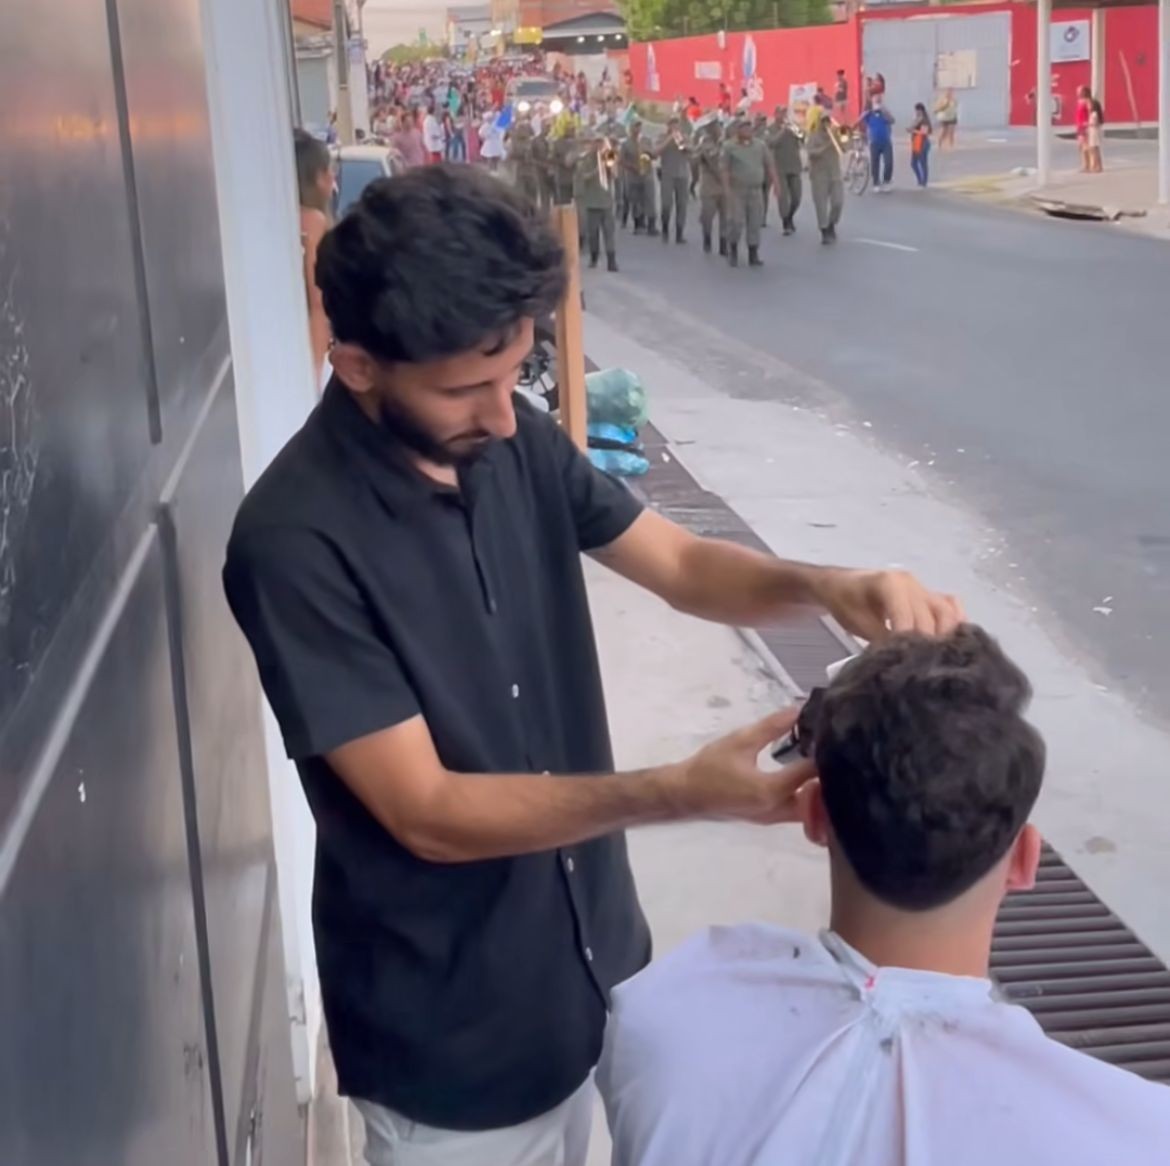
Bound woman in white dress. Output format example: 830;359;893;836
479;110;506;172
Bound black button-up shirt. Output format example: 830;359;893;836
223;381;651;1130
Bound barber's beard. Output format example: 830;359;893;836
376;396;492;468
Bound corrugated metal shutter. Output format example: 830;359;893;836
862;12;1011;130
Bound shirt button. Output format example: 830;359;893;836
511;684;520;699
565;857;575;873
585;946;594;962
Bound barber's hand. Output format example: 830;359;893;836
669;709;816;825
816;568;964;641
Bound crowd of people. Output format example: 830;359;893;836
337;56;971;275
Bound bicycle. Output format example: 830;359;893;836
844;130;870;196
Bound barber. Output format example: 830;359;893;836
223;165;962;1166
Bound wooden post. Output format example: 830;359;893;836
552;204;588;451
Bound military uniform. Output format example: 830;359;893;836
619;133;654;232
574;140;619;272
596;116;627;225
806;121;844;243
656;126;692;243
552;130;578;206
508;121;541;207
696;128;726;256
753;116;770;225
767;118;804;235
723;131;773;266
532;129;555;213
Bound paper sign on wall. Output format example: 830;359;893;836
788;81;817;122
935;49;977;90
695;61;723;80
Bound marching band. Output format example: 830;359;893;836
505;96;851;273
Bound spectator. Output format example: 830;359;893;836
859;94;895;192
834;68;849;119
293;128;333;387
1077;86;1104;173
909;102;932;187
1088;92;1105;172
479;108;506;172
600;627;1170;1166
423;101;446;163
391;109;425;168
936;87;959;149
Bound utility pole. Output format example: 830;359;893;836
1036;0;1052;187
334;0;355;145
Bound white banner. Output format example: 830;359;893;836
694;61;722;81
1051;20;1090;64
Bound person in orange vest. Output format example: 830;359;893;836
909;102;933;188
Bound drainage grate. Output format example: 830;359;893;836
993;847;1170;1083
632;420;1170;1084
636;424;849;694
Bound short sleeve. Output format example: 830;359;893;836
546;414;644;552
223;527;420;760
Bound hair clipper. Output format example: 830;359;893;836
770;654;858;764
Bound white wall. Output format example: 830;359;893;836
200;0;323;1105
298;51;336;135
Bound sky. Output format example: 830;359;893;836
362;0;449;56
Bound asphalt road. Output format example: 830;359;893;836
583;148;1170;724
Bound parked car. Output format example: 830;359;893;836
332;144;406;216
506;75;563;115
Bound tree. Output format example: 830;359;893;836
620;0;831;40
381;43;448;65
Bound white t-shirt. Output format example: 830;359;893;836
598;924;1170;1166
479;118;505;160
422;113;445;153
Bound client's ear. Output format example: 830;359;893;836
1005;824;1042;893
329;344;378;394
799;780;830;849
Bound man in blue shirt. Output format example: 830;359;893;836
859;95;895;192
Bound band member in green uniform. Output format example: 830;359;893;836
722;117;778;267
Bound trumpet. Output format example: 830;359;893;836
601;137;618;169
638;150;654;175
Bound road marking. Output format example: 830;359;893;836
855;238;920;253
986;136;1009;143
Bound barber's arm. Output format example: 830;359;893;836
225;521;814;865
592;509;962;639
325;710;810;863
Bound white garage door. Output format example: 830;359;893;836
862;12;1011;130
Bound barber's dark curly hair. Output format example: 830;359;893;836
815;626;1046;911
315;164;566;363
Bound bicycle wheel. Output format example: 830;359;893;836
849;152;870;195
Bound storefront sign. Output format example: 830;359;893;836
1051;20;1090;64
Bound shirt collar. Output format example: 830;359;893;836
318;376;496;508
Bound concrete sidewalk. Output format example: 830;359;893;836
583;293;1170;979
940;141;1170;239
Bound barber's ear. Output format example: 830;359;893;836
799;779;829;849
329;344;378;394
1005;824;1042;893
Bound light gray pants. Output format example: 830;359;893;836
727;187;765;248
659;175;689;233
777;172;802;224
355;1078;594;1166
809;164;844;231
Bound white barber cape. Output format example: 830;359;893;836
598;924;1170;1166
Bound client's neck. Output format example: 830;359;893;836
828;860;997;979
